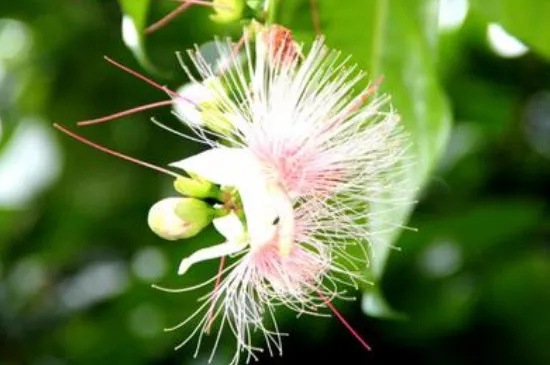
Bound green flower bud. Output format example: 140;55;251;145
175;78;234;136
173;175;219;199
209;0;245;24
148;198;214;240
201;102;234;136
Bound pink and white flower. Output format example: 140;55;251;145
54;24;409;363
157;29;409;362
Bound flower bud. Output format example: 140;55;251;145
209;0;245;24
148;197;214;240
174;79;233;135
173;175;218;199
174;81;216;127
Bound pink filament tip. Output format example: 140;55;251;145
317;289;372;351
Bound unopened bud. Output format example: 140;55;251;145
148;197;214;240
209;0;245;24
174;78;233;135
174;81;216;127
173;175;218;199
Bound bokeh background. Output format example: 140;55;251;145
1;0;549;364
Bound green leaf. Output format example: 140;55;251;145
246;0;264;10
118;0;158;72
470;0;550;58
281;0;452;317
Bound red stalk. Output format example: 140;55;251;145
53;123;181;178
205;255;227;334
317;289;371;351
77;100;174;127
103;56;180;99
146;2;193;35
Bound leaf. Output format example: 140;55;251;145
117;0;158;73
246;0;264;10
281;0;452;317
470;0;550;59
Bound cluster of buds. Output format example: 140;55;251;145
147;170;244;240
147;173;217;240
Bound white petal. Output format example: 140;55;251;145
170;148;250;186
212;212;245;242
178;240;246;275
173;147;279;245
238;180;278;245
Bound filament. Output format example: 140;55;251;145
317;289;371;351
77;100;174;126
53;123;181;178
205;255;227;333
146;2;193;35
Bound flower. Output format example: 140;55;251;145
54;23;408;363
159;27;408;362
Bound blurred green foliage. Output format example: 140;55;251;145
470;0;550;57
0;0;549;364
118;0;154;71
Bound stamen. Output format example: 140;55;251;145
321;75;384;134
317;289;371;351
233;31;248;55
205;255;226;334
353;75;384;112
103;56;200;108
309;0;321;35
77;100;174;126
344;75;385;118
146;2;193;35
53;123;181;178
217;30;249;75
103;56;180;99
